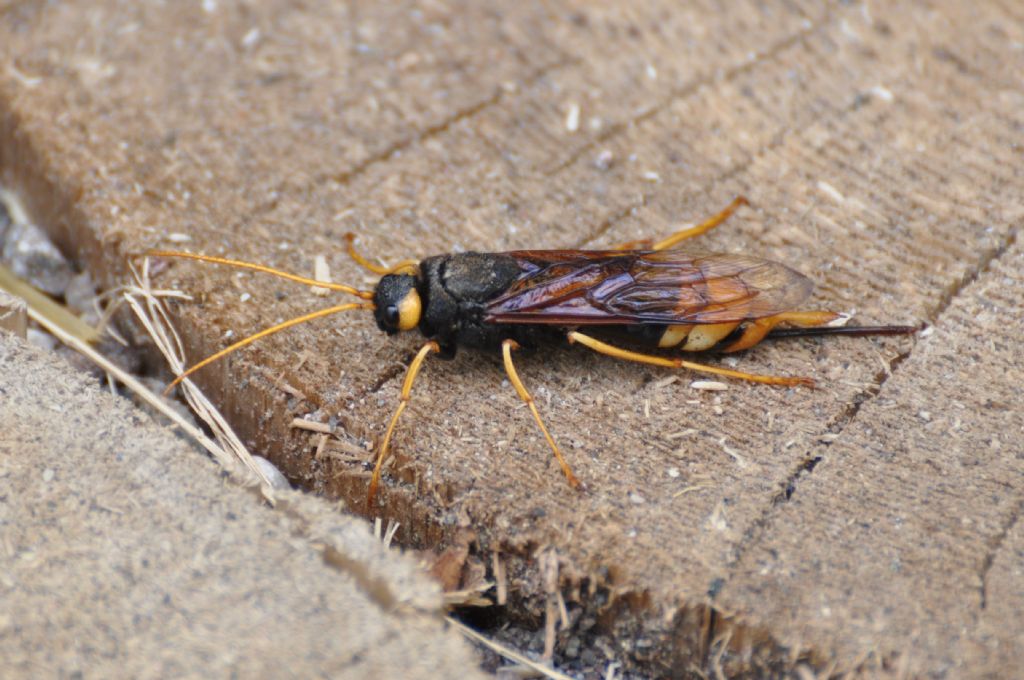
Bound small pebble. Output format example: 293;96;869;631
0;201;10;238
594;149;614;170
27;327;57;352
64;271;96;315
2;220;72;296
252;455;291;490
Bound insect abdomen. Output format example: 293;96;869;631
657;322;741;351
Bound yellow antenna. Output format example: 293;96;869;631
343;234;419;276
138;250;377;392
144;250;375;299
164;302;371;393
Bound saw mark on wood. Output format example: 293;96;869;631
569;18;887;250
923;223;1019;330
242;55;576;222
322;56;575;189
993;0;1024;23
573;68;886;252
542;11;826;179
704;75;1024;582
570;194;648;249
723;210;1020;585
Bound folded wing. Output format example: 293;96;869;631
485;249;813;325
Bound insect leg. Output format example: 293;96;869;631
609;196;749;251
650;196;749;251
368;341;441;506
721;311;840;353
501;339;583;490
567;331;814;387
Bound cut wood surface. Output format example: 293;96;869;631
0;333;486;679
1;1;1021;676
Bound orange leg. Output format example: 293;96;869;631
721;311;841;353
567;330;814;387
367;341;440;506
502;340;582;490
611;196;749;251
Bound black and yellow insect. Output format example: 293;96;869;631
146;197;915;504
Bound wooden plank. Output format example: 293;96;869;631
1;0;1021;675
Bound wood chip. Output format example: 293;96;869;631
651;375;678;389
291;417;331;433
492;551;508;606
565;103;580;132
690;380;728;391
310;254;331;296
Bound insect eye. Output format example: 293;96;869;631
385;305;400;326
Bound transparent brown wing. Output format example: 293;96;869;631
485;249;813;325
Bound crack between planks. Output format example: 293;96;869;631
979;497;1024;610
700;39;1024;569
919;224;1020;329
364;360;407;398
723;220;1021;576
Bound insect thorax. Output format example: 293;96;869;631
417;252;539;354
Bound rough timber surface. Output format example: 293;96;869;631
0;333;484;679
1;0;1022;676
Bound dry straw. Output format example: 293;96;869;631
13;257;577;679
121;259;275;493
